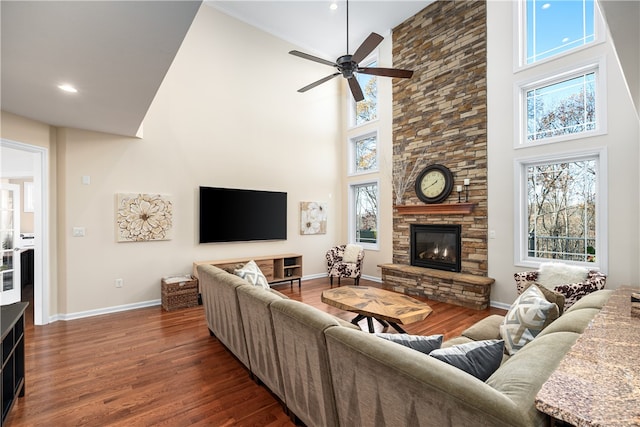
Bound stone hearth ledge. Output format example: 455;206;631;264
378;263;494;310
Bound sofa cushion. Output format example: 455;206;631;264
234;260;270;290
564;289;613;313
500;285;559;355
376;333;443;355
429;339;504;381
486;331;580;426
537;262;588;288
461;314;504;341
537;308;601;338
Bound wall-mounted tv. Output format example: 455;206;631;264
199;186;287;243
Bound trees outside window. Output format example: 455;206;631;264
350;133;377;174
351;182;378;246
352;60;378;126
526;71;596;142
518;153;604;266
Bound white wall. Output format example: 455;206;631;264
486;2;640;306
52;5;342;315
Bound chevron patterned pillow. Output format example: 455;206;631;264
234;260;270;290
500;285;559;355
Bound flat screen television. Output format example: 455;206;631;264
199;186;287;243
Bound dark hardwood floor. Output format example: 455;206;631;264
6;278;505;427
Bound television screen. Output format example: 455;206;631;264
199;186;287;243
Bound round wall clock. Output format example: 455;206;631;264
415;164;454;204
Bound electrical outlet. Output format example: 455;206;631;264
115;278;123;288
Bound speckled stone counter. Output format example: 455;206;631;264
535;287;640;426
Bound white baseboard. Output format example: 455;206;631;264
490;301;511;310
50;299;161;322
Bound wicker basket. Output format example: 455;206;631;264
161;276;199;311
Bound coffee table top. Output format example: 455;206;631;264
321;286;432;325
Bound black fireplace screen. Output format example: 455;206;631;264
410;224;461;272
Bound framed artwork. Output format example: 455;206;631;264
116;193;173;242
300;201;327;235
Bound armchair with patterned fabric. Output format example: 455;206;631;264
326;244;365;287
514;263;606;310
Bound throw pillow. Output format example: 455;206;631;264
521;282;566;315
234;260;270;290
342;244;362;263
376;333;443;355
500;285;559;355
537;262;588;288
429;339;504;381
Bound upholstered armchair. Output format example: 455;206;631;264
326;244;364;287
514;263;606;310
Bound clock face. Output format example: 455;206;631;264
420;171;446;198
415;164;454;204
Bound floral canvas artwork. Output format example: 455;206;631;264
300;201;327;235
116;193;173;242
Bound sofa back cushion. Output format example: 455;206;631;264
487;331;580;426
197;264;251;369
270;299;342;427
237;285;286;401
564;289;613;313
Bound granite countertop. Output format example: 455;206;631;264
535;287;640;426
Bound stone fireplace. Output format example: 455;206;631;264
411;224;461;272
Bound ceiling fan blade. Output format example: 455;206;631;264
289;50;336;67
352;33;384;64
348;77;365;102
359;67;414;78
298;73;341;93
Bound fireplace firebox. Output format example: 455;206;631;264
410;224;461;272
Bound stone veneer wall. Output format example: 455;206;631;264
392;0;488;277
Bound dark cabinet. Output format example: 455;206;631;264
1;302;28;426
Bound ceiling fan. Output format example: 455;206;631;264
289;0;414;102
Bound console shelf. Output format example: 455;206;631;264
1;302;28;426
193;253;303;288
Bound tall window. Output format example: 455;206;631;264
524;67;600;143
516;151;606;267
350;181;379;247
350;132;378;175
524;0;596;65
352;60;378;126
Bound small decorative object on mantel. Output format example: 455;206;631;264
631;291;640;318
300;201;327;235
116;193;173;242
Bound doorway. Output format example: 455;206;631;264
1;139;49;325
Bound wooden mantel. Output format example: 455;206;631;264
395;203;475;215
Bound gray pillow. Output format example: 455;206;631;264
376;333;443;355
429;339;504;381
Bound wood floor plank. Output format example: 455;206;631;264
5;277;505;426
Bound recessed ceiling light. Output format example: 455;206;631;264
58;84;78;93
562;37;570;43
541;3;551;9
329;2;338;11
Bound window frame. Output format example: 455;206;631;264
513;148;608;271
348;178;380;250
514;58;607;148
348;54;379;129
348;130;379;176
513;0;605;72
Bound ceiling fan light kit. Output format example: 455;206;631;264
289;0;413;102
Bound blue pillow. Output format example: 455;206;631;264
376;333;443;355
429;340;504;381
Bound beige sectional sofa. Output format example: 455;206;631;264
197;263;613;427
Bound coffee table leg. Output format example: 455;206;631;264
388;322;407;334
351;314;365;326
366;317;375;333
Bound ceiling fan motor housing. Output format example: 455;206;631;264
337;55;357;78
